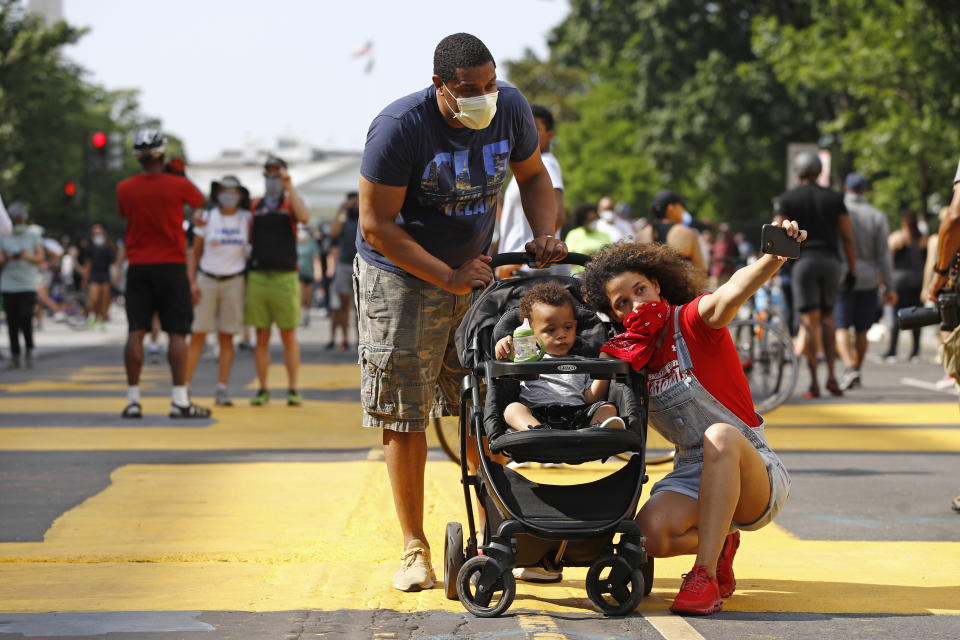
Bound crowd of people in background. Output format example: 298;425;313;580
0;151;361;409
0;121;946;403
493;113;943;400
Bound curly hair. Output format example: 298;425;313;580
582;242;707;314
518;281;576;321
433;33;495;84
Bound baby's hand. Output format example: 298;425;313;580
495;336;514;360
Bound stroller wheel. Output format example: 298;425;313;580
456;555;516;618
586;555;644;616
444;522;465;600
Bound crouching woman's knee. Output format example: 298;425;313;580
635;510;669;558
702;422;745;464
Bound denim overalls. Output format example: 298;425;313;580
646;305;791;530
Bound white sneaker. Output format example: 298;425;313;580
506;460;532;469
393;539;435;592
838;368;860;391
936;376;957;390
597;416;626;429
512;566;562;583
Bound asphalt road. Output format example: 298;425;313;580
0;309;958;639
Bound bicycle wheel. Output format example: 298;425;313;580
727;319;798;413
434;416;461;465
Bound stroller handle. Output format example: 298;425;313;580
489;251;592;270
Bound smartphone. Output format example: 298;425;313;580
760;224;800;259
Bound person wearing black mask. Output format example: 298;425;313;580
246;156;311;406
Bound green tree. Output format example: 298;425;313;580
536;0;825;222
504;48;588;125
0;2;186;236
753;0;960;218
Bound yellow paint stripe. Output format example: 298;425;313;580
764;403;959;426
648;426;960;452
766;427;960;451
641;596;705;640
517;613;572;639
0;381;159;392
2;396;958;452
0;461;956;615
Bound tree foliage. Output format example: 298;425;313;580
0;2;184;236
505;0;959;227
753;0;960;217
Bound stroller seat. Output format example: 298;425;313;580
482;306;645;465
489;425;643;465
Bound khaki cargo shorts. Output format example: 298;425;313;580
192;272;245;334
354;254;472;432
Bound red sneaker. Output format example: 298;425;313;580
716;530;740;598
670;565;722;615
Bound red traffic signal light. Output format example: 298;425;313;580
92;131;107;149
64;180;77;197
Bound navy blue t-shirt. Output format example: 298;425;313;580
358;81;538;276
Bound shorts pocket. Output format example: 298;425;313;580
360;344;395;415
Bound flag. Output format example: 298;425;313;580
351;40;373;58
351;40;375;74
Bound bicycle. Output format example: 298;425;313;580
727;317;798;413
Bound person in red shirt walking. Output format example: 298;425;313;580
116;129;210;418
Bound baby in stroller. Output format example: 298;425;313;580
493;281;626;432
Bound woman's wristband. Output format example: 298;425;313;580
934;266;950;276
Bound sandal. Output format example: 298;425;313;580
169;403;212;419
121;402;143;419
952;496;960;513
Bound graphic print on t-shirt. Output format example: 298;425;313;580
647;343;680;396
419;139;510;218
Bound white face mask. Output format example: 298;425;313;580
92;235;106;247
599;209;615;223
585;219;599;232
442;83;498;130
218;191;241;209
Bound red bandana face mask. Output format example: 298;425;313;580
600;297;671;372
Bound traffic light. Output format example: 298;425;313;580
106;131;124;171
63;180;77;204
91;130;107;170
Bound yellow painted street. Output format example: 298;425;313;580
1;341;959;639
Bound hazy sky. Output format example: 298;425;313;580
62;0;571;162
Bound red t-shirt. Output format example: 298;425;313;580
645;294;760;427
117;173;204;265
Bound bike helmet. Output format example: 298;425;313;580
133;129;167;157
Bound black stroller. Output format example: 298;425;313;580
444;252;653;617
